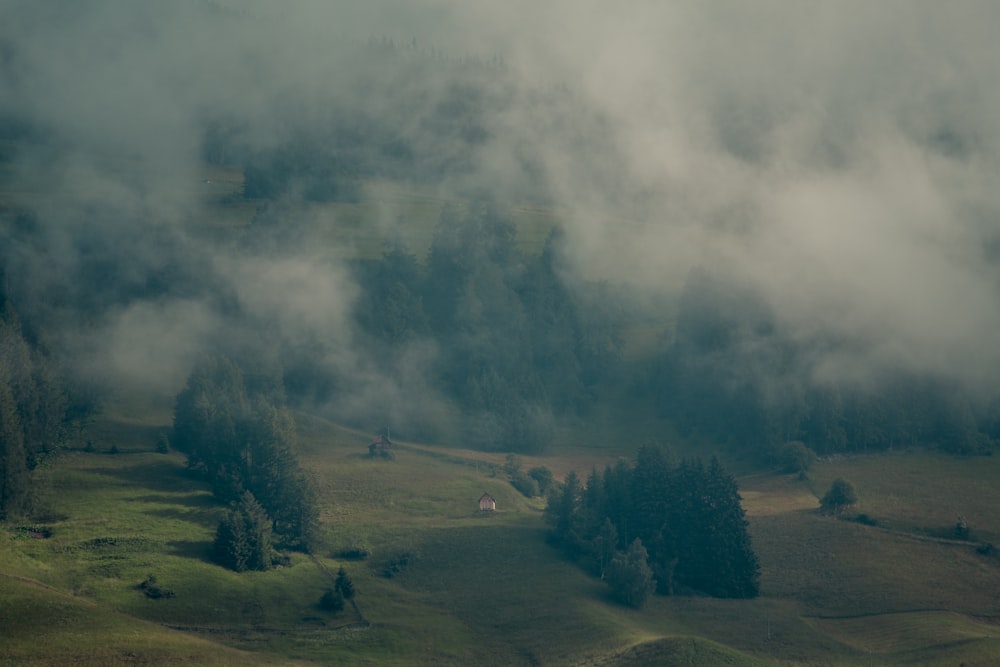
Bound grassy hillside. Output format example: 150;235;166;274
4;411;1000;665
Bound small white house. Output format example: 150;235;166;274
478;492;496;512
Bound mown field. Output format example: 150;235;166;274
3;409;1000;666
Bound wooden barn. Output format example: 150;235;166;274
478;492;496;512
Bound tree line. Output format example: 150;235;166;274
172;356;318;569
654;270;999;460
545;443;759;606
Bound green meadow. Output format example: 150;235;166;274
4;407;1000;666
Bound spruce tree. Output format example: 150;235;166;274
214;491;273;572
335;566;355;600
0;383;29;520
701;457;760;598
545;470;582;556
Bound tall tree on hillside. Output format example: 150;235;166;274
214;491;273;572
545;469;583;556
0;383;29;520
696;457;759;598
0;310;66;470
173;355;248;479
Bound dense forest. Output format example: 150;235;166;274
545;442;759;604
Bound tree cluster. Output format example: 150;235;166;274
173;356;318;558
545;443;759;603
0;307;66;520
319;566;356;613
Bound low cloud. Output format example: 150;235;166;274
2;0;999;404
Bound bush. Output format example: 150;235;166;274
779;441;816;474
606;539;655;609
137;574;175;599
854;513;878;526
820;478;858;515
528;466;554;494
510;470;540;497
381;551;414;578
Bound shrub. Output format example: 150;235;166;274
334;547;369;561
510;470;540;497
528;466;555;494
606;539;655;609
137;574;175;599
955;515;971;540
779;441;816;474
820;478;857;515
381;551;414;578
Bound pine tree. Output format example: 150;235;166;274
335;566;355;600
0;383;29;520
545;470;583;556
592;518;618;580
320;587;345;612
701;457;760;598
214;491;273;572
630;442;673;577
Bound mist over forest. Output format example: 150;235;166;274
3;0;1000;459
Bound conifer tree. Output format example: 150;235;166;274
0;383;29;520
545;470;583;556
700;457;760;598
213;491;273;572
335;566;355;600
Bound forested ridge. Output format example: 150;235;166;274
2;29;996;469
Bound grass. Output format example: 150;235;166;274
5;411;1000;665
0;575;299;666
